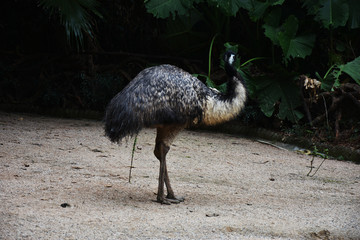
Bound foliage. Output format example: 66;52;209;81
38;0;102;49
145;0;360;123
307;145;329;177
145;0;248;18
263;13;316;65
250;72;303;122
2;0;359;130
302;0;360;29
319;56;360;91
145;0;200;19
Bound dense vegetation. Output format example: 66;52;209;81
1;0;359;149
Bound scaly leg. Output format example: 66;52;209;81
156;142;167;204
154;125;185;204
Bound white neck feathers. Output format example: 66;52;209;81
202;79;246;126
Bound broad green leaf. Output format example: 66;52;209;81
280;15;298;39
39;0;101;49
319;65;337;91
272;0;285;5
277;15;297;63
208;0;251;16
302;0;322;15
340;56;360;85
234;0;253;11
279;103;304;122
348;0;360;28
317;0;349;29
249;0;271;21
263;7;282;45
265;15;316;64
247;0;285;21
332;69;342;88
320;75;335;91
145;0;196;19
251;74;302;122
263;24;279;45
224;42;239;54
285;35;316;62
264;7;282;26
320;65;342;91
321;57;360;91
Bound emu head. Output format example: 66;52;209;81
224;51;236;66
224;51;239;79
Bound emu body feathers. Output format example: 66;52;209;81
105;64;246;142
105;64;208;142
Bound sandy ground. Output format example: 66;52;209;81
0;112;359;240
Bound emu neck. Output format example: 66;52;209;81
202;72;247;126
224;63;245;101
225;62;237;79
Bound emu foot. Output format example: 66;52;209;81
155;195;185;205
166;195;185;204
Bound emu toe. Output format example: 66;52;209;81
166;195;185;204
156;195;185;205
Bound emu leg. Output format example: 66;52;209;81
155;142;184;204
154;125;185;204
164;157;184;201
156;142;167;204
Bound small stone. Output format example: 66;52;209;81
206;213;219;217
60;203;71;208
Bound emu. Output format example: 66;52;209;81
104;51;247;204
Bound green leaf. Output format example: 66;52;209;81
279;104;304;122
320;57;360;91
277;15;299;55
39;0;101;49
247;0;285;21
208;0;251;16
145;0;199;19
332;69;342;88
264;7;282;26
348;0;360;28
302;0;322;15
224;42;239;53
321;75;335;91
263;8;282;45
317;0;349;29
263;24;279;45
266;15;315;64
284;35;316;62
340;56;360;85
251;73;302;122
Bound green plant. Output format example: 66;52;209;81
144;0;245;19
193;35;227;92
194;40;265;95
38;0;102;49
129;134;138;183
318;56;360;91
144;0;360;125
307;146;329;177
34;0;359;126
263;12;316;65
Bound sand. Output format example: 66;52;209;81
0;112;359;239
